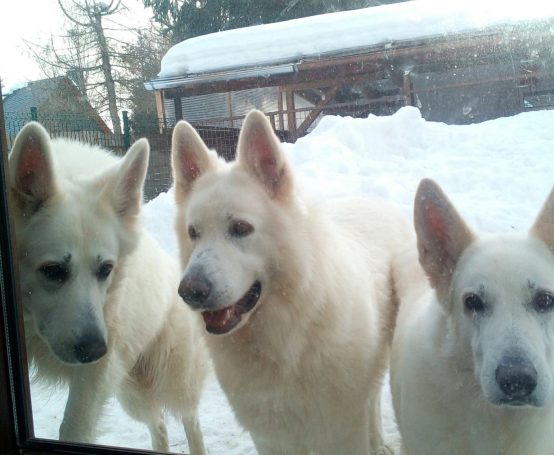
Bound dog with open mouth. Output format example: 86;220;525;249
171;110;415;455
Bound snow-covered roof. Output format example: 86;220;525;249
155;0;554;84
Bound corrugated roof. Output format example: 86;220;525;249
3;77;65;113
3;76;111;135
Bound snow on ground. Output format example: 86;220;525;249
32;107;554;454
159;0;554;78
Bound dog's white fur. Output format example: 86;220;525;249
171;110;413;455
9;123;208;454
391;178;554;455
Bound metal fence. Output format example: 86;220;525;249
4;110;128;153
129;115;292;200
135;96;405;199
4;97;406;201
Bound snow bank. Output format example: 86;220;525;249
285;107;554;234
32;107;554;454
159;0;554;78
148;106;554;237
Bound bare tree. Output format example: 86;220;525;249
56;0;124;134
26;3;167;132
27;24;99;106
119;29;171;126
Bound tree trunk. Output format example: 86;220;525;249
92;11;121;135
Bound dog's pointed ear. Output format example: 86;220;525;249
237;110;293;200
414;179;475;298
171;121;213;203
110;138;149;220
530;186;554;253
9;122;58;214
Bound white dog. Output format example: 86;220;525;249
391;178;554;455
171;110;413;455
9;123;208;454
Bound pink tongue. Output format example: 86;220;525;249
202;306;235;327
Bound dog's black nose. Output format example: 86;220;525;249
495;356;538;400
179;270;212;308
74;334;107;363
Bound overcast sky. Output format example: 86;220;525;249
0;0;152;94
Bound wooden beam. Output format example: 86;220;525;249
164;74;298;98
174;96;183;121
402;71;414;106
155;90;165;133
280;73;377;92
162;64;386;99
413;70;554;94
296;86;339;137
277;90;284;130
285;90;297;142
227;92;234;128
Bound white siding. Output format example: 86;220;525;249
163;87;313;131
162;99;176;126
183;92;230;122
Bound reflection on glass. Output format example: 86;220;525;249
10;122;208;453
2;1;554;454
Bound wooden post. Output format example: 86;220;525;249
122;110;130;149
154;91;165;133
403;71;414;106
285;89;297;142
277;89;284;130
227;92;234;128
174;96;183;121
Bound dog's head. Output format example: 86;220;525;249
171;110;296;336
414;178;554;408
9;122;149;364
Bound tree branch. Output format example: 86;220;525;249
58;0;91;27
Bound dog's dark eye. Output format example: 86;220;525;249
97;262;114;281
533;291;554;313
39;263;69;284
464;293;485;314
229;220;254;238
188;225;199;240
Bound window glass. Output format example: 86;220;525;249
2;1;554;454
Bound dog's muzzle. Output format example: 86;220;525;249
72;333;107;364
495;355;538;405
178;269;212;309
178;265;262;335
178;275;212;309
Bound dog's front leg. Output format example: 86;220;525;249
59;356;115;443
368;382;394;455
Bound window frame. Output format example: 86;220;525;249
0;80;30;455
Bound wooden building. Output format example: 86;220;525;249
146;4;554;142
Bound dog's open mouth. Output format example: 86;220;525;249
202;281;262;335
